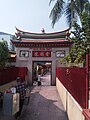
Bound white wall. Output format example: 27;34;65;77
56;78;85;120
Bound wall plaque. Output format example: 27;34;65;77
19;50;29;57
56;50;65;58
32;51;51;57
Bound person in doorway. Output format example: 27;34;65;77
15;77;26;119
37;74;41;86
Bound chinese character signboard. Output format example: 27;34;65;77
32;51;51;57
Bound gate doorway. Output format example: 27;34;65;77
32;61;52;86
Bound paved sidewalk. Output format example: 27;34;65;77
0;86;68;120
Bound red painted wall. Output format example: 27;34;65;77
0;67;27;85
56;67;88;109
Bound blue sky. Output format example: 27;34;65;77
0;0;68;35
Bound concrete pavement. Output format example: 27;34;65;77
0;86;68;120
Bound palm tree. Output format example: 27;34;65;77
49;0;89;28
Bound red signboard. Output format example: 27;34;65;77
32;51;51;57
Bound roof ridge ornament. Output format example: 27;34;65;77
41;28;45;33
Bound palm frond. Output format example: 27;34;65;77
49;0;89;28
76;0;89;14
64;1;79;28
64;3;72;28
49;0;56;5
49;0;64;27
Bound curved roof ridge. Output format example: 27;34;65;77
15;27;70;35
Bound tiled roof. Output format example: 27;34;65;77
20;38;68;43
11;40;73;48
11;28;72;47
15;28;70;39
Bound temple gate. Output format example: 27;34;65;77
12;28;73;86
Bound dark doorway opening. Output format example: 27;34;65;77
32;61;52;86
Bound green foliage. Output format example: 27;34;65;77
81;11;90;43
49;0;90;66
49;0;89;27
0;41;10;67
61;18;90;65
